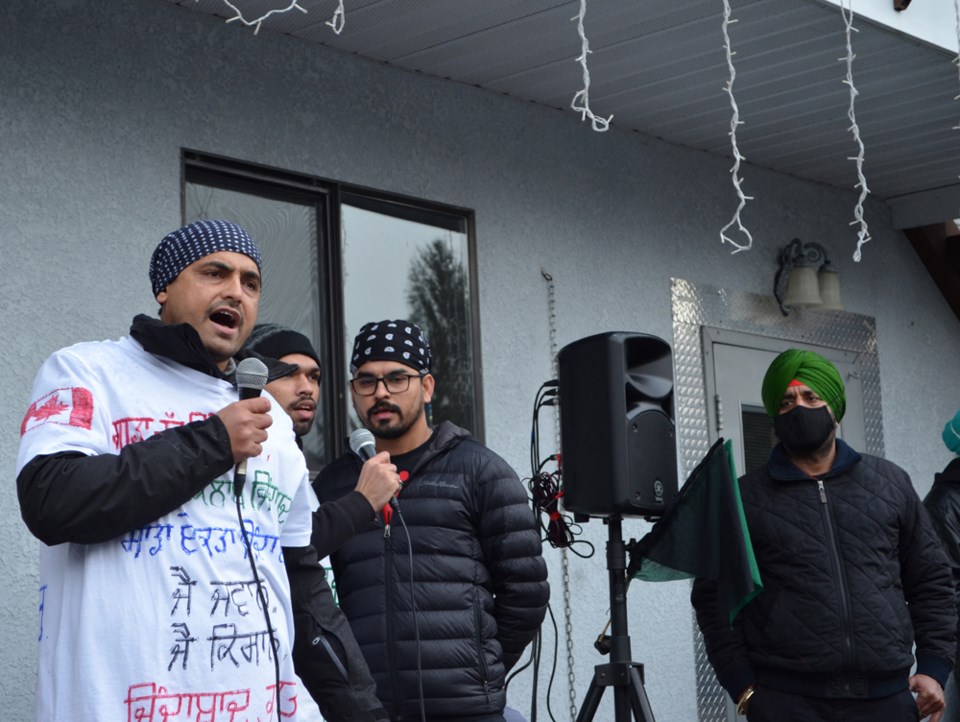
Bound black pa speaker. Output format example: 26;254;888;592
558;332;678;518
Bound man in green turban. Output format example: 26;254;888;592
692;348;955;722
761;348;846;423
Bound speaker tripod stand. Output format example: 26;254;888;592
575;515;656;722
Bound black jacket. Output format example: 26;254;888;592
924;458;960;605
923;457;960;671
295;489;388;721
692;439;956;701
17;315;386;720
316;421;550;722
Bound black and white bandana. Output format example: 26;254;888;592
149;219;263;297
350;320;431;375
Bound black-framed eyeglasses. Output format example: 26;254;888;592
349;372;424;396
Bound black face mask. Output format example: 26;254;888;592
773;405;836;455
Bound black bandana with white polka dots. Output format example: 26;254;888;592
149;219;263;297
350;320;431;375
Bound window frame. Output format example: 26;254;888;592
180;149;484;459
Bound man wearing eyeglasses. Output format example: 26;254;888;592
315;319;549;722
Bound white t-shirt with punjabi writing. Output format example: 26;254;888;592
17;336;323;722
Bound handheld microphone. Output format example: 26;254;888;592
234;357;269;497
349;427;378;462
349;428;399;522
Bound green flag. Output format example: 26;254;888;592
628;438;762;625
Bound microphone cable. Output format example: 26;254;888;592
393;501;427;722
515;380;595;721
235;493;281;721
231;357;280;719
504;605;565;722
528;381;594;558
348;428;425;719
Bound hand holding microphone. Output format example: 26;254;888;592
216;358;272;496
349;428;402;521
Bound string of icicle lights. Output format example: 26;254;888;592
200;0;884;261
570;0;613;132
327;0;346;35
197;1;346;36
202;1;307;35
719;0;753;254
839;0;871;262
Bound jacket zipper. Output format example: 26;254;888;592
816;478;856;673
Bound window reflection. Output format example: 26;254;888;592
184;182;329;468
341;203;476;435
183;153;479;467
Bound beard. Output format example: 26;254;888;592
290;416;313;437
285;398;316;437
367;400;424;440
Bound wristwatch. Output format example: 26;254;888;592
736;684;756;716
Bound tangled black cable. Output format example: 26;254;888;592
510;380;595;721
528;466;593;558
527;382;594;557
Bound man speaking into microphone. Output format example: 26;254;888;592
316;320;549;722
16;220;332;721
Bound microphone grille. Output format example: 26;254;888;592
236;357;269;391
349;427;376;455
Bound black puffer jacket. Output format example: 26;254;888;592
315;422;549;721
692;439;955;701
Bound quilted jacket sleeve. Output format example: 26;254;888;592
895;467;956;685
923;482;960;615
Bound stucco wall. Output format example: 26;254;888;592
3;0;960;719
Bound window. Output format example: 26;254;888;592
182;151;481;469
741;405;776;475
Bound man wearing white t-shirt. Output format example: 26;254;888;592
15;220;396;721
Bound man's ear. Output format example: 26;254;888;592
155;291;167;319
421;373;435;404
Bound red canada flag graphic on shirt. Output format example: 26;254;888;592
20;387;94;437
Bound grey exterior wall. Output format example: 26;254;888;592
3;0;959;719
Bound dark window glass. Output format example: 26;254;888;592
742;405;775;475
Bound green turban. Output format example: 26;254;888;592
761;349;846;421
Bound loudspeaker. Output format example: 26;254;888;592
558;332;677;518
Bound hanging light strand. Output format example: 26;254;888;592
570;0;613;132
719;0;753;254
326;0;346;34
205;1;308;35
839;0;871;262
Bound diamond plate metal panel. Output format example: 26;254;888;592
671;277;882;722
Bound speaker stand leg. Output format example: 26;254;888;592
575;515;656;722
